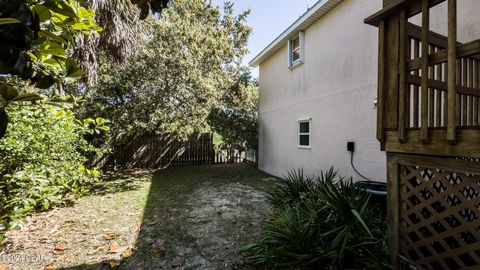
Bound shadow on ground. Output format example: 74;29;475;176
88;170;154;196
60;164;275;270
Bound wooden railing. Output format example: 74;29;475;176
406;24;480;130
367;0;480;158
367;1;480;269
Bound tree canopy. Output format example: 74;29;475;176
81;0;255;152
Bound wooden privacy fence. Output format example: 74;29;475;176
109;133;256;169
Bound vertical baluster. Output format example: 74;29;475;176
429;45;435;127
436;56;442;127
377;20;386;143
443;62;448;127
462;58;468;126
447;0;457;144
455;59;462;126
414;40;420;128
406;37;411;129
421;0;430;144
399;10;407;143
469;58;474;126
476;60;480;126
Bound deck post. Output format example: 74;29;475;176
387;153;400;269
447;0;457;144
420;0;430;144
377;20;386;145
399;10;407;143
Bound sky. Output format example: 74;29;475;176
210;0;319;77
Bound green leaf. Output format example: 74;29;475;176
38;30;67;44
95;117;106;125
65;58;85;77
35;76;56;89
0;84;19;101
351;209;373;237
33;5;53;22
43;0;78;18
0;18;20;25
12;93;42;102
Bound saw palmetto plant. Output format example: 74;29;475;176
241;168;390;270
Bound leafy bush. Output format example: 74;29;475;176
241;168;390;270
0;101;105;228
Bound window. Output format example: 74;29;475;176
298;119;311;148
289;31;305;68
291;37;300;62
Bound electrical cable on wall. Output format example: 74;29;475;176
350;150;374;182
349;148;387;196
347;141;377;183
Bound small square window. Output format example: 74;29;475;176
298;119;311;148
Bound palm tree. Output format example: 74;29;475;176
74;0;169;85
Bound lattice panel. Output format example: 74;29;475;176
399;164;480;270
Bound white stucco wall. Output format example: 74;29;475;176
409;0;480;44
258;0;385;180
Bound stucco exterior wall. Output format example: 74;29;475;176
410;0;480;44
258;0;385;180
257;0;479;180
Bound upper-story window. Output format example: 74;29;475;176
291;37;301;62
289;31;305;68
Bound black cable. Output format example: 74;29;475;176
350;150;375;182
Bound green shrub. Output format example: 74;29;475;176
241;168;390;270
0;102;104;228
266;169;320;208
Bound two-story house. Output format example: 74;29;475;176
250;0;385;180
250;0;480;180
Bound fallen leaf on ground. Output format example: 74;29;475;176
108;242;120;254
108;260;120;269
53;244;66;255
54;244;66;251
121;248;133;258
103;233;119;240
61;220;75;227
154;248;166;258
44;262;55;270
52;250;64;255
108;243;130;255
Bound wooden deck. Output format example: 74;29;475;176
367;0;480;269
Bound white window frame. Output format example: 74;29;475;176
297;118;311;149
288;31;305;69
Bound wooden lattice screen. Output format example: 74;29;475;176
392;154;480;269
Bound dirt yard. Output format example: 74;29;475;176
0;164;276;270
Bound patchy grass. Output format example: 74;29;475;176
0;164;276;270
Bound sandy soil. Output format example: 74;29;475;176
0;164;276;270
